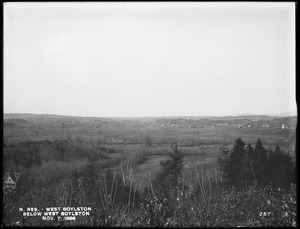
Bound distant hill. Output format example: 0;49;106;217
4;113;107;119
3;111;296;121
268;111;297;117
233;113;257;116
233;111;297;117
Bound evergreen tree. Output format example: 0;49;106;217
228;138;246;187
217;144;231;185
266;145;295;187
218;138;296;189
155;143;184;196
244;143;255;186
253;139;268;185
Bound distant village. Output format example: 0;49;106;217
138;118;296;130
4;115;296;133
4;114;296;147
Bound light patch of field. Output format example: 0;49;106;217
100;144;222;185
132;151;218;184
133;155;169;180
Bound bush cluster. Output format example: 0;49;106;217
218;138;295;188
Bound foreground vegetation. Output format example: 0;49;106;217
2;137;296;227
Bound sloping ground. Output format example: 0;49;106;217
132;154;218;189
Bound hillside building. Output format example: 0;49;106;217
3;172;20;191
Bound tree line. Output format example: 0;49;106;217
3;139;112;171
218;138;295;189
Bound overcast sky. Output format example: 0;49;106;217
4;2;296;117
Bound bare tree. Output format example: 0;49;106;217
144;135;153;147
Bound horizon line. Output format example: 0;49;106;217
3;111;297;119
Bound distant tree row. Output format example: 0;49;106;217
4;141;42;169
3;139;111;170
218;138;295;188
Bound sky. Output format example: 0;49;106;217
4;2;296;117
